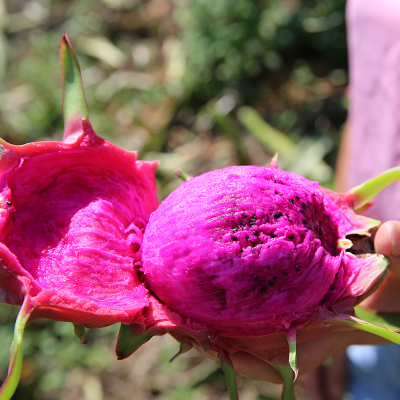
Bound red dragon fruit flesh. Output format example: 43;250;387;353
0;35;158;399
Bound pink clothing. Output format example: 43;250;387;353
347;0;400;221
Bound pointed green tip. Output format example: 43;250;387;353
72;323;87;345
60;34;89;130
170;342;192;362
115;324;153;360
350;166;400;211
175;169;192;182
287;334;298;377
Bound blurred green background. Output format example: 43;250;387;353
0;0;348;399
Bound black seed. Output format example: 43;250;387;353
245;235;249;240
242;214;247;218
269;281;275;286
301;203;306;209
273;179;277;183
249;221;255;227
261;286;268;293
295;266;301;271
289;199;294;204
273;276;278;280
300;209;305;214
274;212;282;218
232;236;238;241
302;220;307;224
335;273;338;278
329;285;335;290
287;218;293;223
269;233;276;238
288;234;295;239
295;196;300;200
275;191;279;195
267;266;271;270
232;226;239;231
253;231;259;236
6;201;12;206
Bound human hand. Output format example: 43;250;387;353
197;221;400;384
361;220;400;313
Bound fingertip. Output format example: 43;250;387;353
375;221;400;257
229;351;283;383
392;221;400;257
195;346;283;384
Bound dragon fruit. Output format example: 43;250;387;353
2;35;400;400
0;35;158;399
128;162;400;400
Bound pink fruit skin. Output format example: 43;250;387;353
0;119;158;327
140;166;386;358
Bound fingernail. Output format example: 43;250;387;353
391;222;400;257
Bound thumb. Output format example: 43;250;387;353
374;221;400;277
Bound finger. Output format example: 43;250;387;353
375;220;400;276
302;351;347;400
195;346;283;383
297;329;386;377
364;221;400;312
230;351;283;383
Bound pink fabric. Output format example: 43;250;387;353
347;0;400;221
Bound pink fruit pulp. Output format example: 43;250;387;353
141;166;385;338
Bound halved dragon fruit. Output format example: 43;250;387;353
2;35;400;400
0;36;158;399
127;162;400;400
